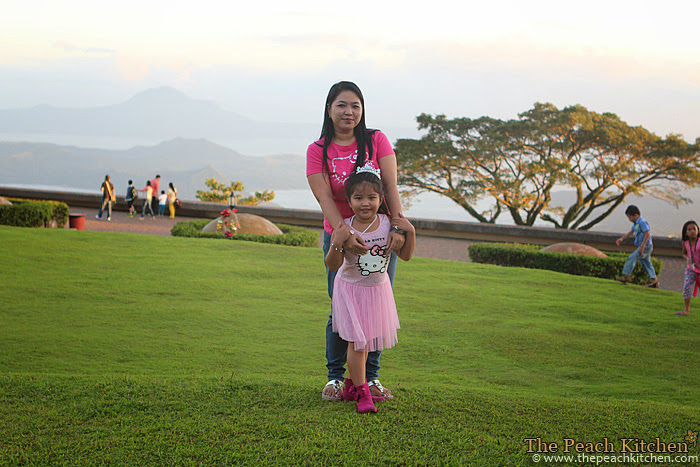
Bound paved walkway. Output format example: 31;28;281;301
72;206;684;294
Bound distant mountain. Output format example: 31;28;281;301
0;86;318;142
0;138;307;199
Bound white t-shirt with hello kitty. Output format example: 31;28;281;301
337;214;391;287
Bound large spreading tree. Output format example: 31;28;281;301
395;103;700;229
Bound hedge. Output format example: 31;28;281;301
468;242;663;285
0;199;70;228
170;219;319;247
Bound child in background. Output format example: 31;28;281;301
325;163;415;414
615;205;659;288
158;190;167;216
125;180;137;217
679;220;700;315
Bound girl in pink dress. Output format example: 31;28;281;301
325;165;415;413
679;220;700;315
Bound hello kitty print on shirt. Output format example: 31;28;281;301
357;245;388;276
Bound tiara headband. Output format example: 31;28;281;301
355;161;381;179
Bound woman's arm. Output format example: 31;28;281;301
378;154;413;255
307;172;368;255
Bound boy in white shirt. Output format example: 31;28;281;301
158;191;168;216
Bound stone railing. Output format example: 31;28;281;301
0;186;681;256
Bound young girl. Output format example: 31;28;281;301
679;220;700;315
325;164;415;413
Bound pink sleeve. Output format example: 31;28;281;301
373;131;395;161
306;141;324;176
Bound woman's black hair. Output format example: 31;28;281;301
317;81;376;174
345;171;389;215
682;220;699;242
169;182;175;190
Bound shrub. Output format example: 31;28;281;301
468;242;663;285
170;220;318;247
0;199;69;228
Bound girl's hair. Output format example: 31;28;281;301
317;81;376;174
147;180;151;186
169;182;175;190
345;171;389;215
682;220;699;241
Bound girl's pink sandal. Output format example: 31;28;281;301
355;383;377;414
675;311;690;315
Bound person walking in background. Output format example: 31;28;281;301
615;205;659;288
325;168;415;413
96;174;115;221
306;81;413;402
139;180;155;220
167;182;178;219
125;180;137;217
150;174;161;215
679;220;700;315
158;190;167;216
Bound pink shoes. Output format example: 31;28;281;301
341;378;378;413
341;378;356;401
354;383;378;413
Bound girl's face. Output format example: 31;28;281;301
328;90;362;135
349;182;381;222
687;223;699;239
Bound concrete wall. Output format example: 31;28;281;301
0;186;682;256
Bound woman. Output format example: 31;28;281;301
139;180;155;220
306;81;413;401
167;182;178;219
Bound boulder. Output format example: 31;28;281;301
541;242;607;258
0;197;11;205
202;212;283;236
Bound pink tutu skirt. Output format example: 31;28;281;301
331;278;400;352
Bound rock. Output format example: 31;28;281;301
541;242;607;258
0;197;11;205
201;212;283;236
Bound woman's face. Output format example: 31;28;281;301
328;90;362;134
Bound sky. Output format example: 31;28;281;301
1;0;699;145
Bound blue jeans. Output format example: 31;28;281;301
622;244;656;279
322;231;397;381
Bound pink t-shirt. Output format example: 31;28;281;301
306;130;394;233
686;239;700;273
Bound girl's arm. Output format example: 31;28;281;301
325;228;352;271
395;219;416;262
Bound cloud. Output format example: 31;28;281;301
53;41;116;56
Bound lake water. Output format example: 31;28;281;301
0;183;479;223
3;183;683;237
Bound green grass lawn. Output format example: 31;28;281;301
1;226;698;466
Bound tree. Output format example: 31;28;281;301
196;178;275;206
395;103;700;229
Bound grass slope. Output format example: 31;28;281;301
1;226;698;466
